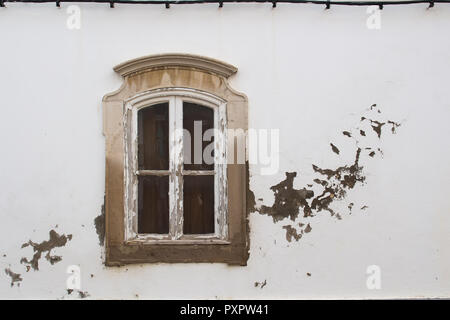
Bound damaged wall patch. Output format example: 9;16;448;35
20;230;72;271
94;202;105;246
4;268;22;287
259;172;314;222
253;104;402;242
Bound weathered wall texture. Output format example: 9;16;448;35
0;3;449;299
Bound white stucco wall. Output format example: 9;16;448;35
0;2;449;299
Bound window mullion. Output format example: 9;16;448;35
216;103;228;240
169;96;184;239
168;97;176;239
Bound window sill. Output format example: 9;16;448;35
125;239;231;245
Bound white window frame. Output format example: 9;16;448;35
123;88;228;244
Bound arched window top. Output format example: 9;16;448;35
113;53;238;78
125;87;226;109
103;53;246;105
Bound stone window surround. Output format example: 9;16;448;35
103;53;249;266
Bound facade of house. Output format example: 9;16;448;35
0;1;449;299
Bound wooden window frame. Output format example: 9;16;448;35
103;53;249;266
124;88;228;244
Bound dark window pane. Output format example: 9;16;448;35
183;175;215;234
183;102;214;170
138;103;169;170
138;176;169;234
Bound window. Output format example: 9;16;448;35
124;89;228;243
103;54;249;265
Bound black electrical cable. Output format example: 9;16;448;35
0;0;448;8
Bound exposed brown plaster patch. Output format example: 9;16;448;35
254;280;267;289
348;202;354;214
20;230;72;271
67;289;89;299
283;225;302;242
313;178;327;187
246;162;257;216
330;143;340;155
253;104;402;243
45;252;62;265
368;104;382;114
308;146;365;219
361;117;391;139
388;120;401;134
342;131;352;138
259;172;314;222
244;161;253;264
5;268;22;287
370;121;385;138
94;201;106;246
304;223;312;233
311;148;365;216
311;147;364;187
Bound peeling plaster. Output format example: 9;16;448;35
4;268;22;287
342;131;352;138
94;202;106;246
254;280;267;289
362;117;385;138
20;230;72;271
348;202;354;214
3;228;73;289
251;104;403;242
360;105;401;138
311;147;365;217
259;172;314;222
282;223;312;242
304;223;312;233
66;289;90;299
330;143;340;155
246;162;257;217
388;120;401;134
283;225;303;242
